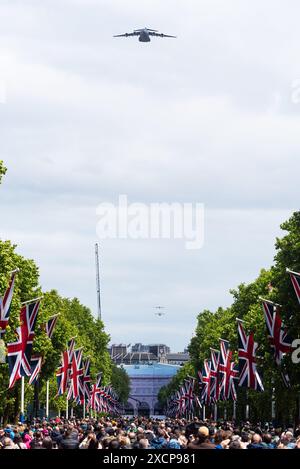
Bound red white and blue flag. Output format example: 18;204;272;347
262;299;293;387
82;358;91;400
218;339;239;401
0;270;18;339
7;299;41;389
67;348;84;400
90;373;102;411
237;320;264;392
210;348;220;403
199;359;211;405
56;338;76;396
262;300;293;366
45;314;59;339
29;356;42;385
287;268;300;305
184;378;195;413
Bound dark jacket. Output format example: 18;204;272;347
59;436;79;450
188;440;216;450
150;437;168;449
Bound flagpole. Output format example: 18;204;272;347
245;390;249;420
271;380;276;422
46;380;49;419
214;403;217;421
21;297;43;305
20;376;25;419
224;405;227;421
202;405;205;421
83;398;86;419
66;396;69;420
233;400;237;421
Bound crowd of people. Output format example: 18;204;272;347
0;416;300;450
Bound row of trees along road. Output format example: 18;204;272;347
0;161;130;424
159;211;300;426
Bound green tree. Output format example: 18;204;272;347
0;161;6;184
111;365;130;403
167;211;300;425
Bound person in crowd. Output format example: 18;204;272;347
1;416;300;450
188;426;216;449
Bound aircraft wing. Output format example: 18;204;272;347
113;32;139;37
149;32;176;38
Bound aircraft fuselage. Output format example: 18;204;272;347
139;30;151;42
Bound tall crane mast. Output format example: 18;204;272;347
95;243;102;321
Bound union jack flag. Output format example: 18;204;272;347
262;299;293;387
82;358;91;400
67;348;83;400
56;338;76;396
184;378;195;413
90;373;102;411
75;358;91;406
7;299;41;389
29;355;42;385
218;339;239;401
287;268;300;305
45;314;59;339
262;300;293;366
56;350;69;396
199;359;211;405
210;348;220;403
237;320;264;392
0;270;18;339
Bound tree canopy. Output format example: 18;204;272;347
160;211;300;424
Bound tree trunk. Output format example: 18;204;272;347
33;380;40;418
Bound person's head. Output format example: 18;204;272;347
139;438;149;449
241;431;250;443
229;439;242;449
156;428;165;439
13;433;23;444
197;426;209;444
108;439;120;450
252;433;262;444
34;431;42;440
42;437;53;449
214;429;226;445
262;433;272;444
3;437;13;448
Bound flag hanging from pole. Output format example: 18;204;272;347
45;314;59;339
261;299;293;388
199;360;211;405
7;299;41;389
237;320;264;392
67;349;83;400
56;338;76;396
262;300;293;365
90;373;102;411
218;339;239;401
29;356;42;385
0;270;18;339
210;349;220;403
287;268;300;305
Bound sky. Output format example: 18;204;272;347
0;0;299;351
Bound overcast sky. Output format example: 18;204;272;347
0;0;299;351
